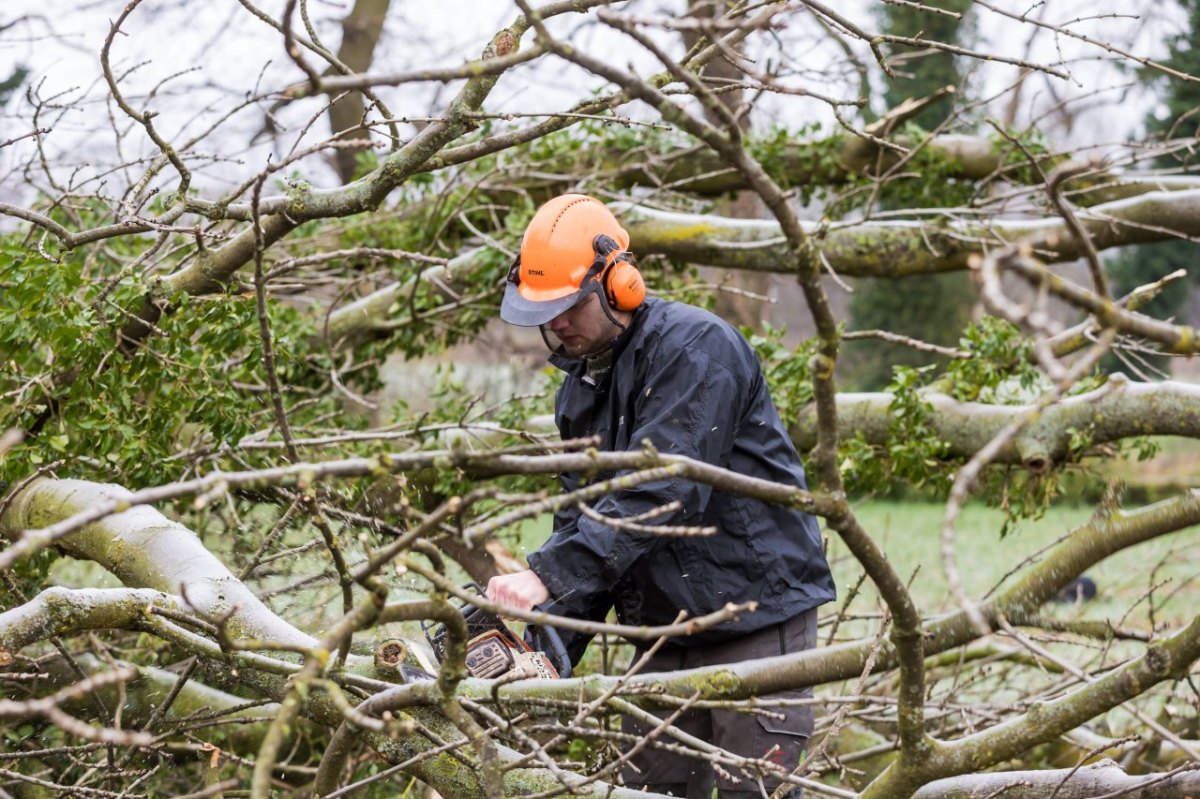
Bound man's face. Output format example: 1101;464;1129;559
546;292;626;358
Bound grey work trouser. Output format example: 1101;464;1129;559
621;608;817;799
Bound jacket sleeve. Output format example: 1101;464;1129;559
528;340;745;605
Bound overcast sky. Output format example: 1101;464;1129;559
0;1;1188;206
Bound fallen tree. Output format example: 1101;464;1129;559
2;1;1199;797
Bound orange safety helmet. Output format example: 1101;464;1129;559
501;194;646;327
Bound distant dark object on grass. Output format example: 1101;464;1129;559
1054;575;1098;603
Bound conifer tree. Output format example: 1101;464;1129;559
845;0;975;389
1105;0;1200;376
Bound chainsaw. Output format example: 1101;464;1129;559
422;584;572;680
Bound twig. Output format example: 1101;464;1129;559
844;329;970;359
0;668;154;747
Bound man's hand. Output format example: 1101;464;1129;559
486;570;550;616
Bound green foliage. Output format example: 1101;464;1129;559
884;365;953;490
5;547;56;598
944;316;1041;403
749;123;848;206
946;316;1109;403
749;328;954;496
745;323;817;424
829;316;1147;522
979;465;1062;535
352;149;380;181
986;124;1055;187
874;122;976;210
835;365;954;496
0;232;352;487
2;114;710;522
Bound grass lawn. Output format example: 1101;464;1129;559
508;497;1198;641
827;500;1199;638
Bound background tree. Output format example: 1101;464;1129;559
325;0;393;182
0;13;29;112
1105;0;1200;377
843;0;976;389
1;2;1200;799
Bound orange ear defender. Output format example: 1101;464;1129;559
592;234;646;312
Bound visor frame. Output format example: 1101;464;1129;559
500;281;584;327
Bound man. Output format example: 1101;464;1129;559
487;194;836;799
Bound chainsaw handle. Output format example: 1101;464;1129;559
526;608;572;679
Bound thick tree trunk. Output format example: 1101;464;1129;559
328;0;392;182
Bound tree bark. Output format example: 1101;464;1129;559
328;0;392;182
617;190;1200;277
789;377;1200;469
0;479;659;798
321;187;1200;349
0;480;315;649
912;760;1200;799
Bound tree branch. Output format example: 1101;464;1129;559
912;760;1200;799
790;377;1200;471
615;190;1200;277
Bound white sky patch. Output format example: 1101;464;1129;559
0;0;1188;210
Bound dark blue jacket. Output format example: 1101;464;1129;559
528;298;835;651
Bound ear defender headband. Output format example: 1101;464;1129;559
588;234;646;312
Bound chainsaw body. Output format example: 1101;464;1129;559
422;584;571;680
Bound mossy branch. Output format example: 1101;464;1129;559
615;190;1200;278
789;377;1200;471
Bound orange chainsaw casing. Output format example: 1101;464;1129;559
423;585;565;681
464;628;560;680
